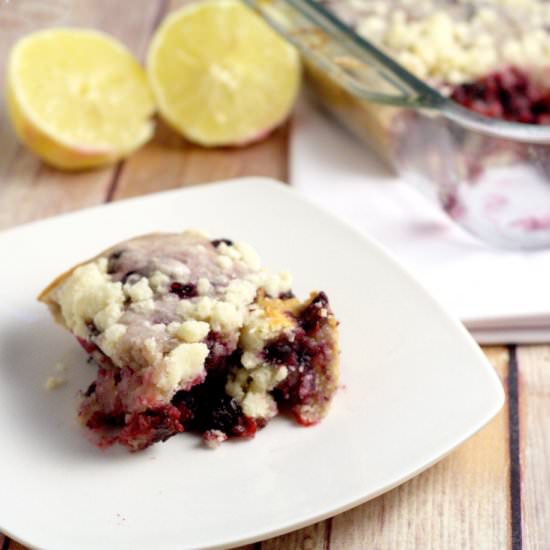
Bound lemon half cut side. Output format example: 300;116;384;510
147;0;301;146
7;28;155;170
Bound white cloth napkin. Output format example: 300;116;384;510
291;99;550;344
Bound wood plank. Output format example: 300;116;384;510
260;522;329;550
0;0;163;229
0;161;117;230
325;347;510;550
112;120;289;200
517;345;550;550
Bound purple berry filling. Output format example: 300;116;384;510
451;67;550;125
299;291;329;334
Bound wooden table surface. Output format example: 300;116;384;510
1;2;549;549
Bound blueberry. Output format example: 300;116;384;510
299;292;329;333
211;239;233;247
206;395;242;433
107;250;124;274
169;282;197;299
86;320;100;337
264;337;294;365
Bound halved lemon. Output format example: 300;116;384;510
147;0;301;146
6;29;155;170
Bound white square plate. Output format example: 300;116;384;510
0;178;504;550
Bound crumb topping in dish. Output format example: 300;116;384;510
320;0;550;124
325;0;550;88
40;230;339;451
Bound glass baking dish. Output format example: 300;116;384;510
244;0;550;249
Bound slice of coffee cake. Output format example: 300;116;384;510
39;230;339;451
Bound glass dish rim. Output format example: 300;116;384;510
246;0;550;143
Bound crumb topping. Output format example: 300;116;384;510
54;258;124;338
154;342;209;394
175;320;210;343
124;277;153;302
323;0;550;88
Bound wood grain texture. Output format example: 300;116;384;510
518;345;550;550
0;0;163;229
0;160;116;230
260;522;329;550
112;120;289;200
